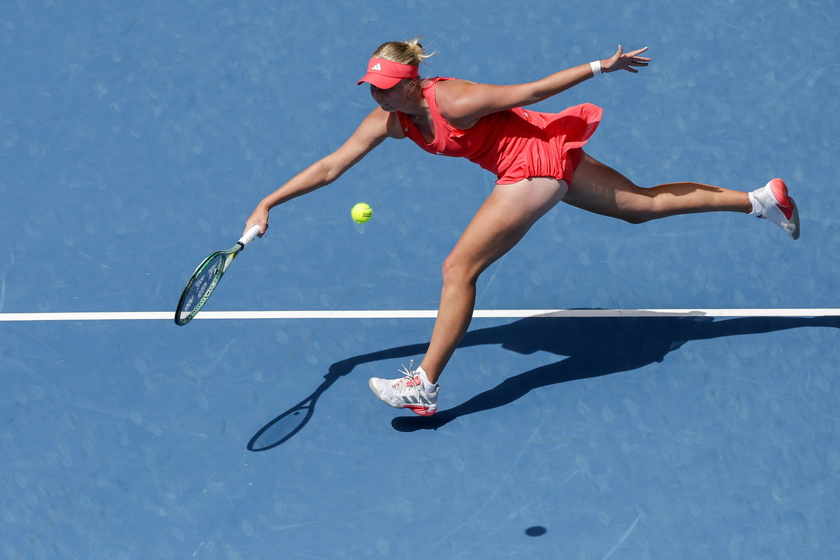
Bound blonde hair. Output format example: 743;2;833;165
370;37;434;66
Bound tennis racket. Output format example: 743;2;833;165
174;224;261;326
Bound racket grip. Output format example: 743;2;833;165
239;224;262;246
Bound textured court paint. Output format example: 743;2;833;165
2;0;838;558
3;317;840;559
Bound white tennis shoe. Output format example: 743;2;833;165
369;363;439;417
750;178;800;240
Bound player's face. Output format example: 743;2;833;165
369;80;412;112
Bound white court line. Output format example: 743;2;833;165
0;309;838;322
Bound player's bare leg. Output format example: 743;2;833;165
419;177;569;383
563;152;752;222
369;177;568;415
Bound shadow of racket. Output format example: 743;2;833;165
247;368;342;452
247;343;429;452
246;357;370;451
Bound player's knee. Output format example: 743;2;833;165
440;254;464;284
441;253;479;287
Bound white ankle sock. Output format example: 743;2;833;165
748;190;763;217
415;366;438;391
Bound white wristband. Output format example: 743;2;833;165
589;60;603;75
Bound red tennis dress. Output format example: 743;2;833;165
398;77;602;185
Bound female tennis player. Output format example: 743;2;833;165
244;38;799;417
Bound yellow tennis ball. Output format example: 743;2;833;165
351;202;372;224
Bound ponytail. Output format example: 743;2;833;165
370;37;435;66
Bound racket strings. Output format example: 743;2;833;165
181;254;224;316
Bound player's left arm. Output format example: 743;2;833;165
438;45;650;128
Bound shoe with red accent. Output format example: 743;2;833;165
368;363;439;416
750;178;800;240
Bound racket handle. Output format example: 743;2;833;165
239;224;261;247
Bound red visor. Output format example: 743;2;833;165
357;58;419;89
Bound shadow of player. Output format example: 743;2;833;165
248;314;839;450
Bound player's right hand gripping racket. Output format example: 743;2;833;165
174;225;261;326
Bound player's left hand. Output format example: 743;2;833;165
602;45;651;73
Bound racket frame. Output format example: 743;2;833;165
174;225;260;326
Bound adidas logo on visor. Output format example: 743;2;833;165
371;63;382;71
